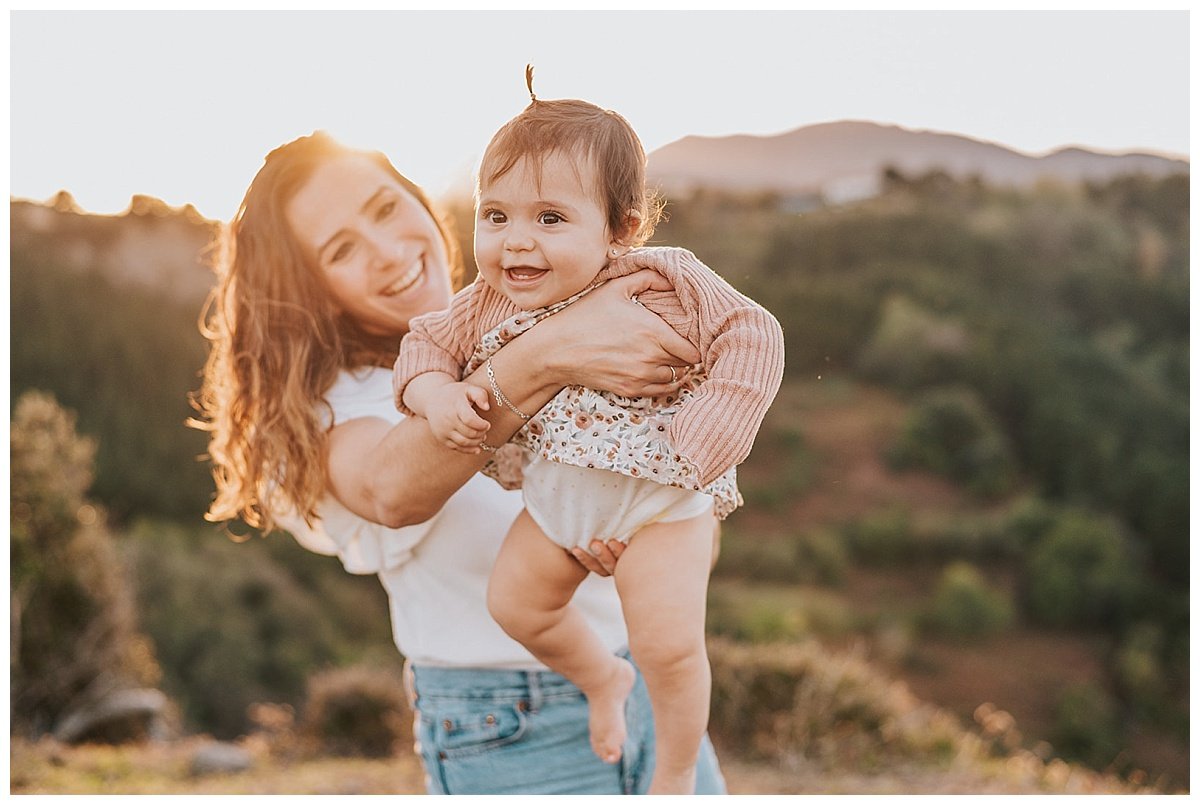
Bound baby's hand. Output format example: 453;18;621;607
427;382;492;453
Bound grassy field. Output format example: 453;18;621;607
10;735;1150;795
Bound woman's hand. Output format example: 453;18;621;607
540;270;700;398
570;539;628;577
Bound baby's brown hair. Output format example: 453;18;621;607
478;67;663;247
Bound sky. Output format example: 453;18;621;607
9;9;1191;221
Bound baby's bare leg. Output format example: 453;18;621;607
487;509;635;763
614;513;714;794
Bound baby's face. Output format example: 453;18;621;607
474;151;616;311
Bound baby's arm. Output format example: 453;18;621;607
680;259;784;484
393;283;482;415
403;372;493;454
674;301;784;484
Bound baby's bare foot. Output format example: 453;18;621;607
585;657;635;764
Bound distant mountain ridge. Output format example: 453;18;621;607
10;194;217;305
10;121;1188;298
647;120;1188;201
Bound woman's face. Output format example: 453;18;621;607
285;153;453;336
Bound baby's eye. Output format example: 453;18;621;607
483;209;507;225
376;200;396;220
538;211;564;225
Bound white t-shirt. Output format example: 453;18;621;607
275;366;629;669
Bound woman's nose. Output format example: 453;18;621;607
366;231;408;270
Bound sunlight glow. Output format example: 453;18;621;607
10;11;1189;221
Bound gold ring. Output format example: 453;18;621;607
669;365;678;384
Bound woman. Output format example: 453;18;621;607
194;131;727;794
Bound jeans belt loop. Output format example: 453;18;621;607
526;669;543;713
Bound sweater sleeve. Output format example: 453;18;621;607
392;282;481;415
629;248;785;487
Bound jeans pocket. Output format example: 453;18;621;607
428;703;528;759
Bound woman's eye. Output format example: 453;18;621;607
538;212;563;225
329;242;352;264
376;200;396;220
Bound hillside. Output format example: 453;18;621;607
647;120;1188;200
10;194;216;306
8;164;1189;793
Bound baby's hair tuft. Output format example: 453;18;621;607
525;63;537;104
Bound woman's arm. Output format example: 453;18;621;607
327;270;700;528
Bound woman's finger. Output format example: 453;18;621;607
607;268;675;298
614;273;701;365
603;539;627;563
570;547;611;577
584;539;625;574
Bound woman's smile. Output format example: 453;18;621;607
382;255;426;296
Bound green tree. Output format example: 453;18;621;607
1024;510;1143;628
888;385;1017;498
926;562;1014;639
10;391;161;736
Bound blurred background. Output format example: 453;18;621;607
9;9;1190;795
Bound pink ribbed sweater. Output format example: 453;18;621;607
394;246;785;488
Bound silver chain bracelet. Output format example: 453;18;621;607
486;357;531;421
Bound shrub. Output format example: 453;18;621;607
714;528;847;586
733;605;804;644
1051;682;1122;769
706;588;805;644
925;562;1014;639
857;295;970;390
707;584;857;644
713;534;802;583
996;495;1059;549
707;637;969;769
10;391;161;737
301;665;411;757
842;508;914;565
794;528;850;586
1113;623;1167;718
1023;510;1142;628
922;515;1022;562
888;386;1017;498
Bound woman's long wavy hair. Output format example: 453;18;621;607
192;131;461;533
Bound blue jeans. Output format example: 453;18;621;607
409;653;726;794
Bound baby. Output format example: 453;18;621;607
394;76;784;794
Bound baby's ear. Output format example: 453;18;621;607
617;209;643;245
609;210;644;258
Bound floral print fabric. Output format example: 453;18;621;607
467;282;742;519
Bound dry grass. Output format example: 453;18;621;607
11;733;1154;796
10;736;426;795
